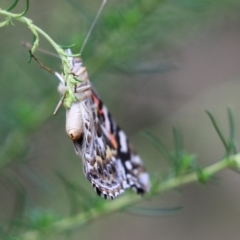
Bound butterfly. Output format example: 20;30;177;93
56;49;151;199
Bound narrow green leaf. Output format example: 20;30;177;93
28;35;37;63
56;172;94;209
205;110;228;152
173;127;183;159
30;33;38;56
140;130;175;165
28;50;33;63
18;0;29;16
5;0;19;12
58;43;75;50
227;108;237;155
0;19;10;28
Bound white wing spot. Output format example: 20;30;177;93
139;173;150;190
132;155;142;165
125;161;132;170
119;131;128;153
102;106;111;131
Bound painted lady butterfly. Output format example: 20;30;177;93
56;49;150;199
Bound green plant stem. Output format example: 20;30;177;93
17;154;240;240
0;8;78;108
0;9;60;55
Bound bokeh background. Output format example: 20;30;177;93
1;0;240;239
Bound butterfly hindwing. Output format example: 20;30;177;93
72;94;127;199
91;90;150;194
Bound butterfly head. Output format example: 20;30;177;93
72;57;83;67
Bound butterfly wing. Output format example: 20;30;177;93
73;89;150;199
59;50;150;199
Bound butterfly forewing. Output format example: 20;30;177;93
59;50;150;199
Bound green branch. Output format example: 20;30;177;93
0;7;79;109
1;2;240;240
16;154;240;240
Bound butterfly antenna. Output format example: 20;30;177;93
22;41;60;58
79;0;107;55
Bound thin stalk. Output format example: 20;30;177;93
17;154;240;240
0;8;79;108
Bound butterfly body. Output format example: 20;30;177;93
58;50;150;199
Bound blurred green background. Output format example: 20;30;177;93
1;0;240;239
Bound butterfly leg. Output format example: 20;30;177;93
29;51;56;75
53;94;66;115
